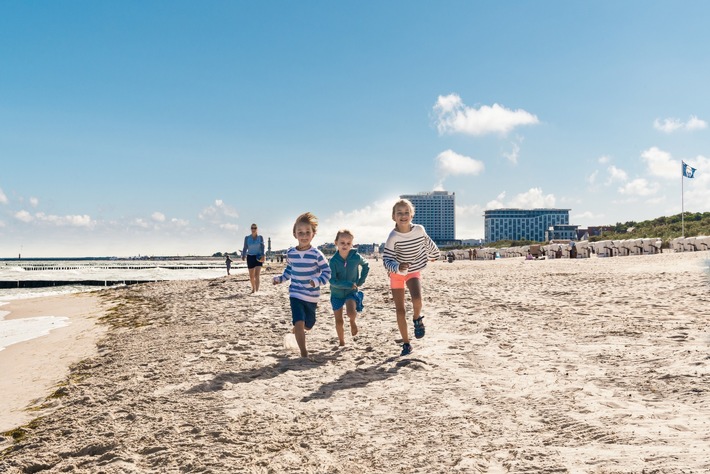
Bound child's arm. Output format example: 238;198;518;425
273;253;292;284
426;233;441;261
311;250;331;287
356;255;370;287
382;233;402;273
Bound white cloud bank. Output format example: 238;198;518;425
653;115;707;133
486;188;556;210
14;210;95;227
433;94;539;136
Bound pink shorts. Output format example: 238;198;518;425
389;271;422;289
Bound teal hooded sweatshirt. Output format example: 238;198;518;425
328;249;370;299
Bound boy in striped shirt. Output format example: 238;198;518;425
273;212;331;358
383;199;440;356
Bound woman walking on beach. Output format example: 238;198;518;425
329;229;369;346
383;199;440;356
242;223;265;293
273;212;331;358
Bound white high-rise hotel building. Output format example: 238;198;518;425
399;191;455;245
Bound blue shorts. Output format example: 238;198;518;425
290;297;317;330
330;291;364;312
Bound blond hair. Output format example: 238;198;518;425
334;229;354;243
392;199;415;217
293;212;318;234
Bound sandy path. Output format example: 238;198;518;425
1;253;708;473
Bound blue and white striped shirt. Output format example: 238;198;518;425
275;246;331;303
383;224;440;274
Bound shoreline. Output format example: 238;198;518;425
0;254;708;472
0;293;107;433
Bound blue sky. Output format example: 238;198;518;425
1;1;709;257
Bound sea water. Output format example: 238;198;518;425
0;259;246;351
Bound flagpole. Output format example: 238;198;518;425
681;161;685;238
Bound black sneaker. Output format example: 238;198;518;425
400;342;412;356
413;316;425;339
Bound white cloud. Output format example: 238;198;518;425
435;150;485;189
618;178;659;196
152;212;166;222
653;118;683;133
15;210;95;227
587;170;599;185
35;212;94;227
598;155;611;164
199;199;239;223
654;115;707;133
433;94;539;136
15;210;33;222
503;140;521;164
284;197;399;250
682;154;710;210
485;188;555;209
29;197;39;207
133;218;150;229
220;223;239;232
572;210;605;222
605;165;628;185
509;188;556;208
0;188;9;204
171;218;189;227
686;115;708;131
641;146;677;179
456;203;485;239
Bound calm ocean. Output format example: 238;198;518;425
0;259;246;351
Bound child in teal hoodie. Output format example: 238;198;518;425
329;229;370;346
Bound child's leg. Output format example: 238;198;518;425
391;288;409;343
406;278;423;319
345;299;358;336
333;308;345;346
293;320;308;357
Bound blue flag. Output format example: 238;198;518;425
682;161;696;178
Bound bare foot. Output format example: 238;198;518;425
350;320;358;337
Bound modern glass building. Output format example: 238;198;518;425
484;208;576;243
400;191;455;245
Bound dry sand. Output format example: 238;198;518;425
1;252;708;473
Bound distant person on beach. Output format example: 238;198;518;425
225;252;233;275
242;223;265;293
329;229;370;346
273;212;331;358
382;199;440;356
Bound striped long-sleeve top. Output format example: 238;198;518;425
382;224;440;274
274;246;331;303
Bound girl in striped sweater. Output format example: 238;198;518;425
382;199;440;356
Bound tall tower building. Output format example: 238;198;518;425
400;191;455;245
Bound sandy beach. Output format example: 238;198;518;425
1;252;708;473
0;293;107;434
